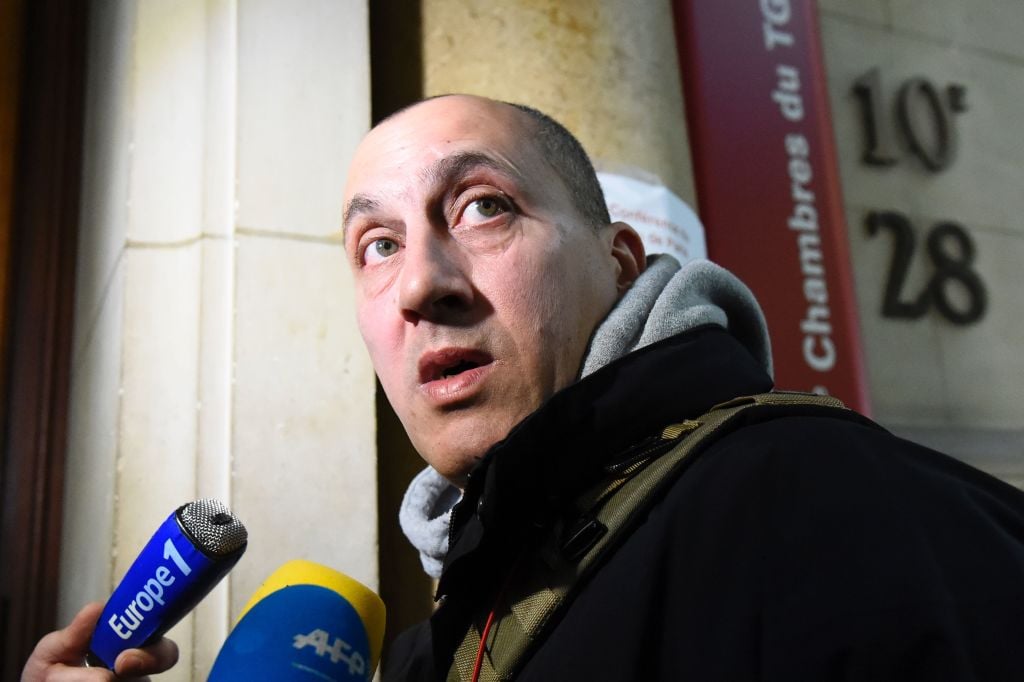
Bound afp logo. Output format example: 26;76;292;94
294;628;366;677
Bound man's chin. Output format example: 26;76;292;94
424;452;484;490
416;433;500;489
411;409;532;486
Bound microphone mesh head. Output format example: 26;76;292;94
177;499;248;556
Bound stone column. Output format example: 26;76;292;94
59;1;374;679
421;0;697;205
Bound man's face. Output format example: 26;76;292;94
343;96;627;485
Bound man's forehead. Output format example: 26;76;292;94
352;96;530;171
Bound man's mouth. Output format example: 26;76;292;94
441;360;480;378
418;348;494;384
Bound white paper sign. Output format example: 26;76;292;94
597;172;707;265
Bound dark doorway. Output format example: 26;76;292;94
0;0;87;677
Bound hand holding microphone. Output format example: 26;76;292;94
22;498;247;681
22;504;388;681
22;601;179;680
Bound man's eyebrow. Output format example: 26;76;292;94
343;194;380;233
342;152;524;235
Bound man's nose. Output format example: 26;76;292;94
397;232;473;323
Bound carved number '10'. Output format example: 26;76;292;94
853;68;968;172
866;211;987;325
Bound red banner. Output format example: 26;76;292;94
673;0;871;413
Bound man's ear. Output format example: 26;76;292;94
607;221;646;292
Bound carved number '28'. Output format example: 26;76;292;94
866;211;987;326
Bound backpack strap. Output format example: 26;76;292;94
448;391;851;681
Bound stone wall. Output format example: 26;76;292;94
818;0;1024;484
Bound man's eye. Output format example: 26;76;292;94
464;197;507;222
363;238;399;264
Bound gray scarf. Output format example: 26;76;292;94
398;256;772;577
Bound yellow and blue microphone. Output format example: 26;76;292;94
208;560;386;681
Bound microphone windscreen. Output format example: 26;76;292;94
208;559;386;681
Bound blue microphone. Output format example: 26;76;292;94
86;499;247;669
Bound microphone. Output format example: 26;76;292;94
208;559;386;681
86;499;248;669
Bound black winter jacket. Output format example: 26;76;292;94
384;326;1024;681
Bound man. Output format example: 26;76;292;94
347;95;1024;681
25;95;1024;680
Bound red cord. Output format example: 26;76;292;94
471;607;498;682
471;552;526;682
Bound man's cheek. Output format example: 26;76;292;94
357;306;401;355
